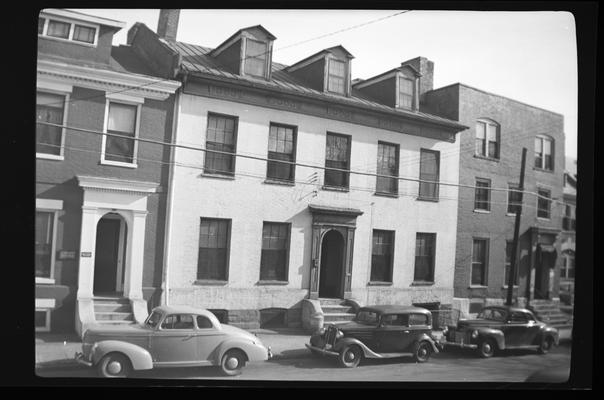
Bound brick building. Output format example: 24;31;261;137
35;9;180;335
126;10;467;329
424;82;571;326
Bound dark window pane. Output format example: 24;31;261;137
35;211;53;278
471;239;487;285
36;92;65;155
537;189;551;218
267;124;296;181
325;133;350;188
376;142;399;194
260;223;289;281
244;39;267;77
419;149;439;199
205;114;237;175
328;60;346;94
105;103;137;163
507;185;523;214
35;311;47;328
73;25;95;43
198;219;230;280
414;233;435;282
47;20;70;38
398;77;414;109
371;230;394;282
474;179;491;211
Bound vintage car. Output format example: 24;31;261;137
75;305;272;377
306;305;440;367
440;305;559;358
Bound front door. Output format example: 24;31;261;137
535;248;555;299
93;217;123;295
319;230;344;298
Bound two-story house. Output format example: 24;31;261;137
36;9;180;335
127;10;467;329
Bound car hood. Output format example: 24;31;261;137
331;321;376;332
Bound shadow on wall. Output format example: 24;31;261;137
287;207;313;289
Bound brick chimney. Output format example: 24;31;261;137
401;56;434;98
157;9;180;41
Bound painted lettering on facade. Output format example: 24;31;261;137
326;106;354;122
266;96;302;111
209;85;243;99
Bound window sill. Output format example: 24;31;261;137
36;277;55;285
506;213;518;217
533;167;555;174
194;280;228;286
36;153;64;161
473;154;500;162
537;217;551;222
416;196;439;203
502;285;519;289
374;192;399;199
367;281;393;286
256;280;289;286
200;173;236;180
264;179;295;187
411;281;435;286
468;285;488;289
100;159;138;169
322;185;349;193
473;209;491;214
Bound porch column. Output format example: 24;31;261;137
124;210;148;300
77;206;99;299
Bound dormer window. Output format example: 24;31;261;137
398;76;414;109
327;59;346;94
244;38;268;78
38;15;99;46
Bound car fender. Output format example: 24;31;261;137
538;326;560;346
91;340;153;371
333;337;380;358
414;333;440;353
214;337;267;364
474;328;506;350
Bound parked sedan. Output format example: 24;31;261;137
75;305;272;377
440;305;559;358
306;305;440;367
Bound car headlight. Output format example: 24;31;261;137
318;327;326;335
442;326;448;334
335;330;344;339
471;330;479;339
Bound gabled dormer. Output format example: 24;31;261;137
209;25;276;81
353;63;421;111
38;9;125;65
286;46;354;97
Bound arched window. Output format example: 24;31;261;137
534;135;555;171
475;119;500;159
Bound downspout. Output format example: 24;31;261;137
161;80;183;307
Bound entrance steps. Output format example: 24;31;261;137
529;300;573;330
319;298;356;325
93;296;135;325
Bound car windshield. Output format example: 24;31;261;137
354;310;379;325
145;310;163;328
477;308;507;321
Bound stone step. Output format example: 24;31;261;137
95;312;134;321
321;305;353;314
94;303;132;313
318;298;344;306
323;313;356;323
93;297;130;304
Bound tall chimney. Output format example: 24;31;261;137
401;56;434;97
157;9;180;41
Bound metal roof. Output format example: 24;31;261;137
161;39;467;130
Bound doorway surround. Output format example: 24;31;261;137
75;175;159;336
308;204;363;300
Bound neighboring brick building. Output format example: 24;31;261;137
127;10;467;329
559;158;576;307
424;83;570;326
36;9;180;335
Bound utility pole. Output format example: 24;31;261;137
506;148;527;306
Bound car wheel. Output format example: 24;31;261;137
478;338;496;358
220;349;247;376
537;336;554;355
338;345;362;368
97;352;132;378
414;341;432;363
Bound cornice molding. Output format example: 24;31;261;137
77;175;160;195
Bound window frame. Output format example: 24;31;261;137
35;202;61;284
38;15;99;47
203;112;239;177
323;131;352;190
266;122;297;183
413;232;436;283
474;178;492;212
326;58;347;95
370;229;395;284
534;135;555;171
474;119;500;160
36;89;70;160
471;238;489;286
196;217;232;283
418;148;440;201
35;309;51;332
375;141;400;196
536;186;552;220
243;37;269;79
159;314;195;330
506;184;523;216
397;75;415;110
100;99;142;168
259;221;291;283
562;204;576;231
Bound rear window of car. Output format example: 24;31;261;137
161;314;194;329
408;314;429;326
355;310;379;325
196;315;214;329
381;314;408;326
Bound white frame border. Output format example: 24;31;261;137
36;199;62;285
38;13;100;47
100;98;141;168
36;88;70;160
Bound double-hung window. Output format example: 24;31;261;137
39;17;98;45
46;19;70;39
370;230;395;283
398;76;414;109
327;59;346;94
418;149;440;200
563;204;576;231
35;211;57;280
537;187;552;219
504;240;519;286
36;91;66;157
103;101;139;165
204;113;238;176
267;123;296;182
475;119;500;159
244;39;268;78
324;132;351;189
260;222;290;282
507;184;523;215
197;218;231;281
534;135;554;171
414;233;436;283
474;178;491;211
471;238;489;286
376;142;399;195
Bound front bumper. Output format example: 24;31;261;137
305;343;339;357
74;352;93;367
